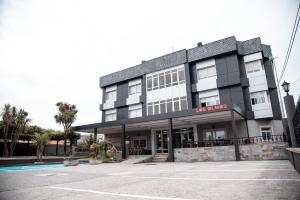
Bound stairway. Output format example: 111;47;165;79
152;153;168;162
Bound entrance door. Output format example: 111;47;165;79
155;130;168;153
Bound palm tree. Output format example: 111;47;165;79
54;102;78;156
32;132;50;161
1;104;17;157
9;109;31;156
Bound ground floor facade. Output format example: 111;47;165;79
104;119;284;157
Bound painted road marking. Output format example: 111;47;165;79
115;175;300;181
50;186;197;200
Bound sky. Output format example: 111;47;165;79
0;0;299;131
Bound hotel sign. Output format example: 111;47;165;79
195;104;228;113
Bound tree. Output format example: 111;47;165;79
54;102;78;156
9;109;31;156
1;104;16;157
32;132;50;161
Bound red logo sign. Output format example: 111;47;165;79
195;104;228;113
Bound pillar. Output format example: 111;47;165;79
93;128;97;143
121;124;126;159
284;95;297;147
168;118;174;162
231;110;240;161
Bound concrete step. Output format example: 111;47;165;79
152;153;168;162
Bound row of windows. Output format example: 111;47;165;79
146;67;185;91
197;65;217;80
250;91;269;105
199;95;220;108
147;96;187;116
105;83;142;102
245;60;264;74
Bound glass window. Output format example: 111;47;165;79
178;68;185;84
245;60;262;74
205;130;225;140
153;75;158;90
199;95;220;107
260;127;272;140
154;101;159;115
250;91;266;105
105;109;116;122
197;65;216;79
147;76;152;91
105;90;117;101
172;69;178;86
173;97;180;111
165;71;171;87
159;73;165;89
128;104;142;118
129;84;141;95
147;103;153;116
180;96;187;110
166;99;172;112
160;100;166;114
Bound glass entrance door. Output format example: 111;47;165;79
155;130;168;153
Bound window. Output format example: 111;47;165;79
250;91;266;105
260;127;272;140
105;109;116;122
245;60;262;74
133;138;147;148
165;71;171;87
129;84;141;95
153;75;158;90
167;99;173;112
199;95;220;107
197;65;216;79
178;68;185;84
173;97;180;111
205;130;225;140
147;76;152;91
160;100;166;114
105;90;117;101
147;103;153;116
172;69;178;86
159;73;165;89
180;96;187;110
154;101;159;115
128;104;142;118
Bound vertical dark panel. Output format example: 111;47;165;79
184;63;193;110
142;74;147;117
93;128;97;142
117;107;129;120
269;89;282;119
121;124;126;159
168;118;174;162
231;110;240;161
116;82;128;106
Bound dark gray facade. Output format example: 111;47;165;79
99;36;282;123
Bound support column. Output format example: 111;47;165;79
93;128;97;143
231;110;240;161
121;124;126;159
284;95;297;147
168;118;174;162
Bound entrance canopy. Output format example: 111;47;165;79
73;105;244;134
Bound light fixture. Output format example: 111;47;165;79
281;81;290;95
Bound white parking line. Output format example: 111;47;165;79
158;168;293;172
116;175;300;181
50;186;197;200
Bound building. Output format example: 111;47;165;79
73;36;284;161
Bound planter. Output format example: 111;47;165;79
89;159;102;165
63;159;79;166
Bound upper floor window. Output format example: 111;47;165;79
199;95;220;108
146;66;185;91
105;109;116;122
245;60;263;74
250;91;268;105
197;65;216;80
105;87;117;101
147;96;187;116
129;83;141;95
128;104;142;118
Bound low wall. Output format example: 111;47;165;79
174;143;288;162
287;148;300;174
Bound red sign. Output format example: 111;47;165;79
195;104;228;113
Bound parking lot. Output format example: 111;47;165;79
0;160;300;200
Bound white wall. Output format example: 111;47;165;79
247;120;284;137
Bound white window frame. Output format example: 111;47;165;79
197;65;216;80
250;91;268;105
260;126;273;140
105;109;116;122
199;95;220;108
128;104;142;118
105;86;117;102
245;60;263;74
129;83;141;95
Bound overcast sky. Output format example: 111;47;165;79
0;0;299;130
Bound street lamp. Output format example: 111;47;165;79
281;81;290;95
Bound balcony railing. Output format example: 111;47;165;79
180;135;286;148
